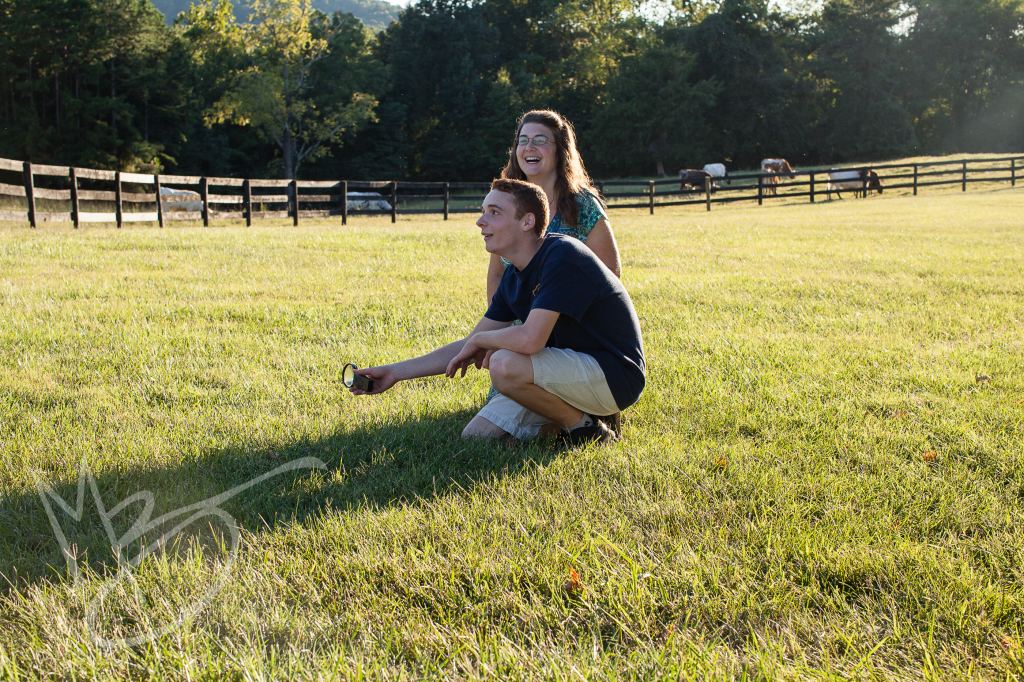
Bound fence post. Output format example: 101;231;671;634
757;173;763;206
1013;159;1017;187
243;179;252;227
648;181;655;215
443;182;449;221
597;181;604;199
391;181;397;223
22;162;36;228
962;160;967;192
704;176;711;211
70;167;80;229
342;181;348;226
200;176;209;227
913;164;918;196
115;171;123;228
809;172;815;203
290;179;298;226
154;174;164;228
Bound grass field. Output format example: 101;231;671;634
1;187;1022;680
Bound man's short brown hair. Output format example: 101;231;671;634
490;178;549;237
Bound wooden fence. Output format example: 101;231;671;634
599;155;1023;214
1;155;1021;228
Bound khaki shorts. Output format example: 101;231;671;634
476;347;620;440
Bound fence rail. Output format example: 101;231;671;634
0;155;1021;227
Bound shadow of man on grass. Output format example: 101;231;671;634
1;407;560;598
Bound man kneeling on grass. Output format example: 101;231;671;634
348;178;645;445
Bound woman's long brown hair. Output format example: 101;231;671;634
501;110;598;229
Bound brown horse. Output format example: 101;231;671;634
679;169;715;192
761;159;795;196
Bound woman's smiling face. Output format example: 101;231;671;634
515;122;558;180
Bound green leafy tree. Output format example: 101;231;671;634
189;0;378;178
545;0;648;120
805;0;917;161
378;0;502;179
297;0;392;178
903;0;1024;152
588;41;719;175
679;0;812;167
0;0;172;169
378;0;653;180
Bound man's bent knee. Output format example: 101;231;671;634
489;350;533;394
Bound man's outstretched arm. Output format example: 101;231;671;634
349;316;512;395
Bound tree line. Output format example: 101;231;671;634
1;0;1022;181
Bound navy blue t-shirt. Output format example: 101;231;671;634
485;233;646;410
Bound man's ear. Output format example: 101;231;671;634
521;212;536;234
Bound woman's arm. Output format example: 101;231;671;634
584;218;621;278
486;253;505;303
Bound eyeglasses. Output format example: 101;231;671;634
516;135;552;147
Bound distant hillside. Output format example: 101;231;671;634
151;0;401;31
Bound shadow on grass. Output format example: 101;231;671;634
1;407;561;595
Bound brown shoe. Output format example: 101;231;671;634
596;412;622;438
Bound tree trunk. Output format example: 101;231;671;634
110;58;117;160
27;57;34;117
284;129;295;179
282;61;294;179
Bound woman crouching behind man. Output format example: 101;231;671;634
485;109;623;434
486;110;621;302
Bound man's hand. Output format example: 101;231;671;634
347;365;400;395
445;338;488;378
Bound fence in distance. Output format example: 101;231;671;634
1;155;1021;228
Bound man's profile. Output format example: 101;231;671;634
349;178;645;445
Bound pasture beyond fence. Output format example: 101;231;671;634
1;155;1021;228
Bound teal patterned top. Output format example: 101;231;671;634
547;188;608;241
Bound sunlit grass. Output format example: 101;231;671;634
1;187;1023;679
